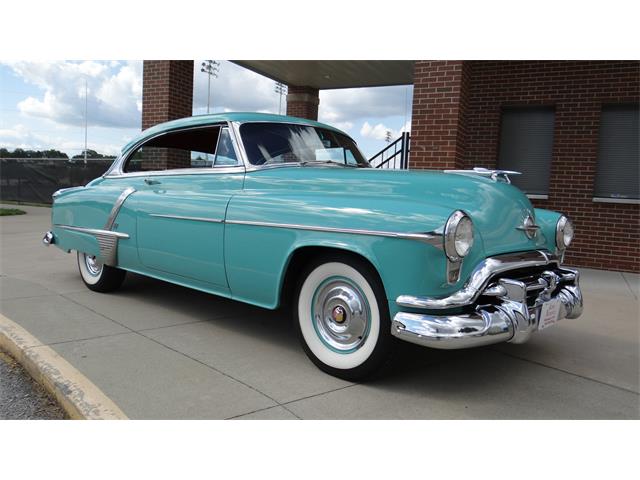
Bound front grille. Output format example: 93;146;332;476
476;265;575;309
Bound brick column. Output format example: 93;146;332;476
409;60;471;170
286;85;319;120
141;60;194;169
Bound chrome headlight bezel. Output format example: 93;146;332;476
555;215;574;249
444;210;474;262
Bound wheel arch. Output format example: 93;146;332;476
277;243;386;311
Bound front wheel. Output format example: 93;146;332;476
294;254;392;381
77;252;126;293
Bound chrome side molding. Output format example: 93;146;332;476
225;219;444;247
51;187;136;266
149;214;224;223
104;187;136;230
54;225;129;266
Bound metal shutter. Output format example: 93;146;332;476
594;105;640;199
497;107;555;195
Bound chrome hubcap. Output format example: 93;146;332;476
312;277;370;353
84;254;103;276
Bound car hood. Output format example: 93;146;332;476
243;166;551;257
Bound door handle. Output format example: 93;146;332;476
144;178;161;185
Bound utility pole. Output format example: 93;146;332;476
274;82;287;115
385;130;392;143
84;78;88;164
200;60;220;114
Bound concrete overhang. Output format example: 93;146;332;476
231;60;414;89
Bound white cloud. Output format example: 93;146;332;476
360;121;395;141
0;124;121;156
193;61;281;114
320;85;413;125
2;60;142;129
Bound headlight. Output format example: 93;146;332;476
555;215;574;249
444;210;474;261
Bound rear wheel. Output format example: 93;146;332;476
294;254;392;381
77;251;126;293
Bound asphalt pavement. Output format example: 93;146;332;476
0;350;66;419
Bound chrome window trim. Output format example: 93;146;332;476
104;122;242;178
396;250;560;310
55;225;130;239
229;121;251;168
225;219;443;247
212;125;243;168
105;119;366;176
148;214;224;223
104;165;247;179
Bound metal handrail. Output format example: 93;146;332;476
368;132;410;169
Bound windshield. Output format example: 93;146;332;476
239;122;370;167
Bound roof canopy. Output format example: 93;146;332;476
232;60;414;89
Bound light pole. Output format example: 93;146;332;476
274;82;287;115
200;60;220;114
84;78;88;164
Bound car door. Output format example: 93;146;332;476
124;125;244;289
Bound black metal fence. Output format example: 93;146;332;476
0;158;114;204
368;132;410;169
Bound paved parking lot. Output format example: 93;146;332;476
1;204;638;419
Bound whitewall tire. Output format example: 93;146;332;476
77;252;126;293
294;254;392;381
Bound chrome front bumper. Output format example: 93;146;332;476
391;250;583;349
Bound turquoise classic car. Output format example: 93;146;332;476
43;113;583;380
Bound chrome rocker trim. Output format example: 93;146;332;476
391;255;583;350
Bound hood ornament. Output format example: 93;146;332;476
516;213;540;239
444;167;522;184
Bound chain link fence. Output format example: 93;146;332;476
0;158;114;204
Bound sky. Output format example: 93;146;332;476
0;60;412;159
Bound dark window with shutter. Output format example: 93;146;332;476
497;107;555;196
594;105;639;200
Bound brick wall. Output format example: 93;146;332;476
286;85;319;120
409;61;471;169
410;60;639;272
141;60;194;169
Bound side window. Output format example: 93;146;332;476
214;128;239;166
123;126;221;173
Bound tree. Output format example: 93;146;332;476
72;149;105;159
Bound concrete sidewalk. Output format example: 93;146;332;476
1;204;638;419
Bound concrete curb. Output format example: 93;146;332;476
0;313;128;420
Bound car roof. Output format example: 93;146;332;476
122;112;347;153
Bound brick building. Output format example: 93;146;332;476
141;60;639;272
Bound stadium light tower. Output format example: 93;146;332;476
200;60;221;114
274;82;287;115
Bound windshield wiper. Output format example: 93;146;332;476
299;160;359;168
